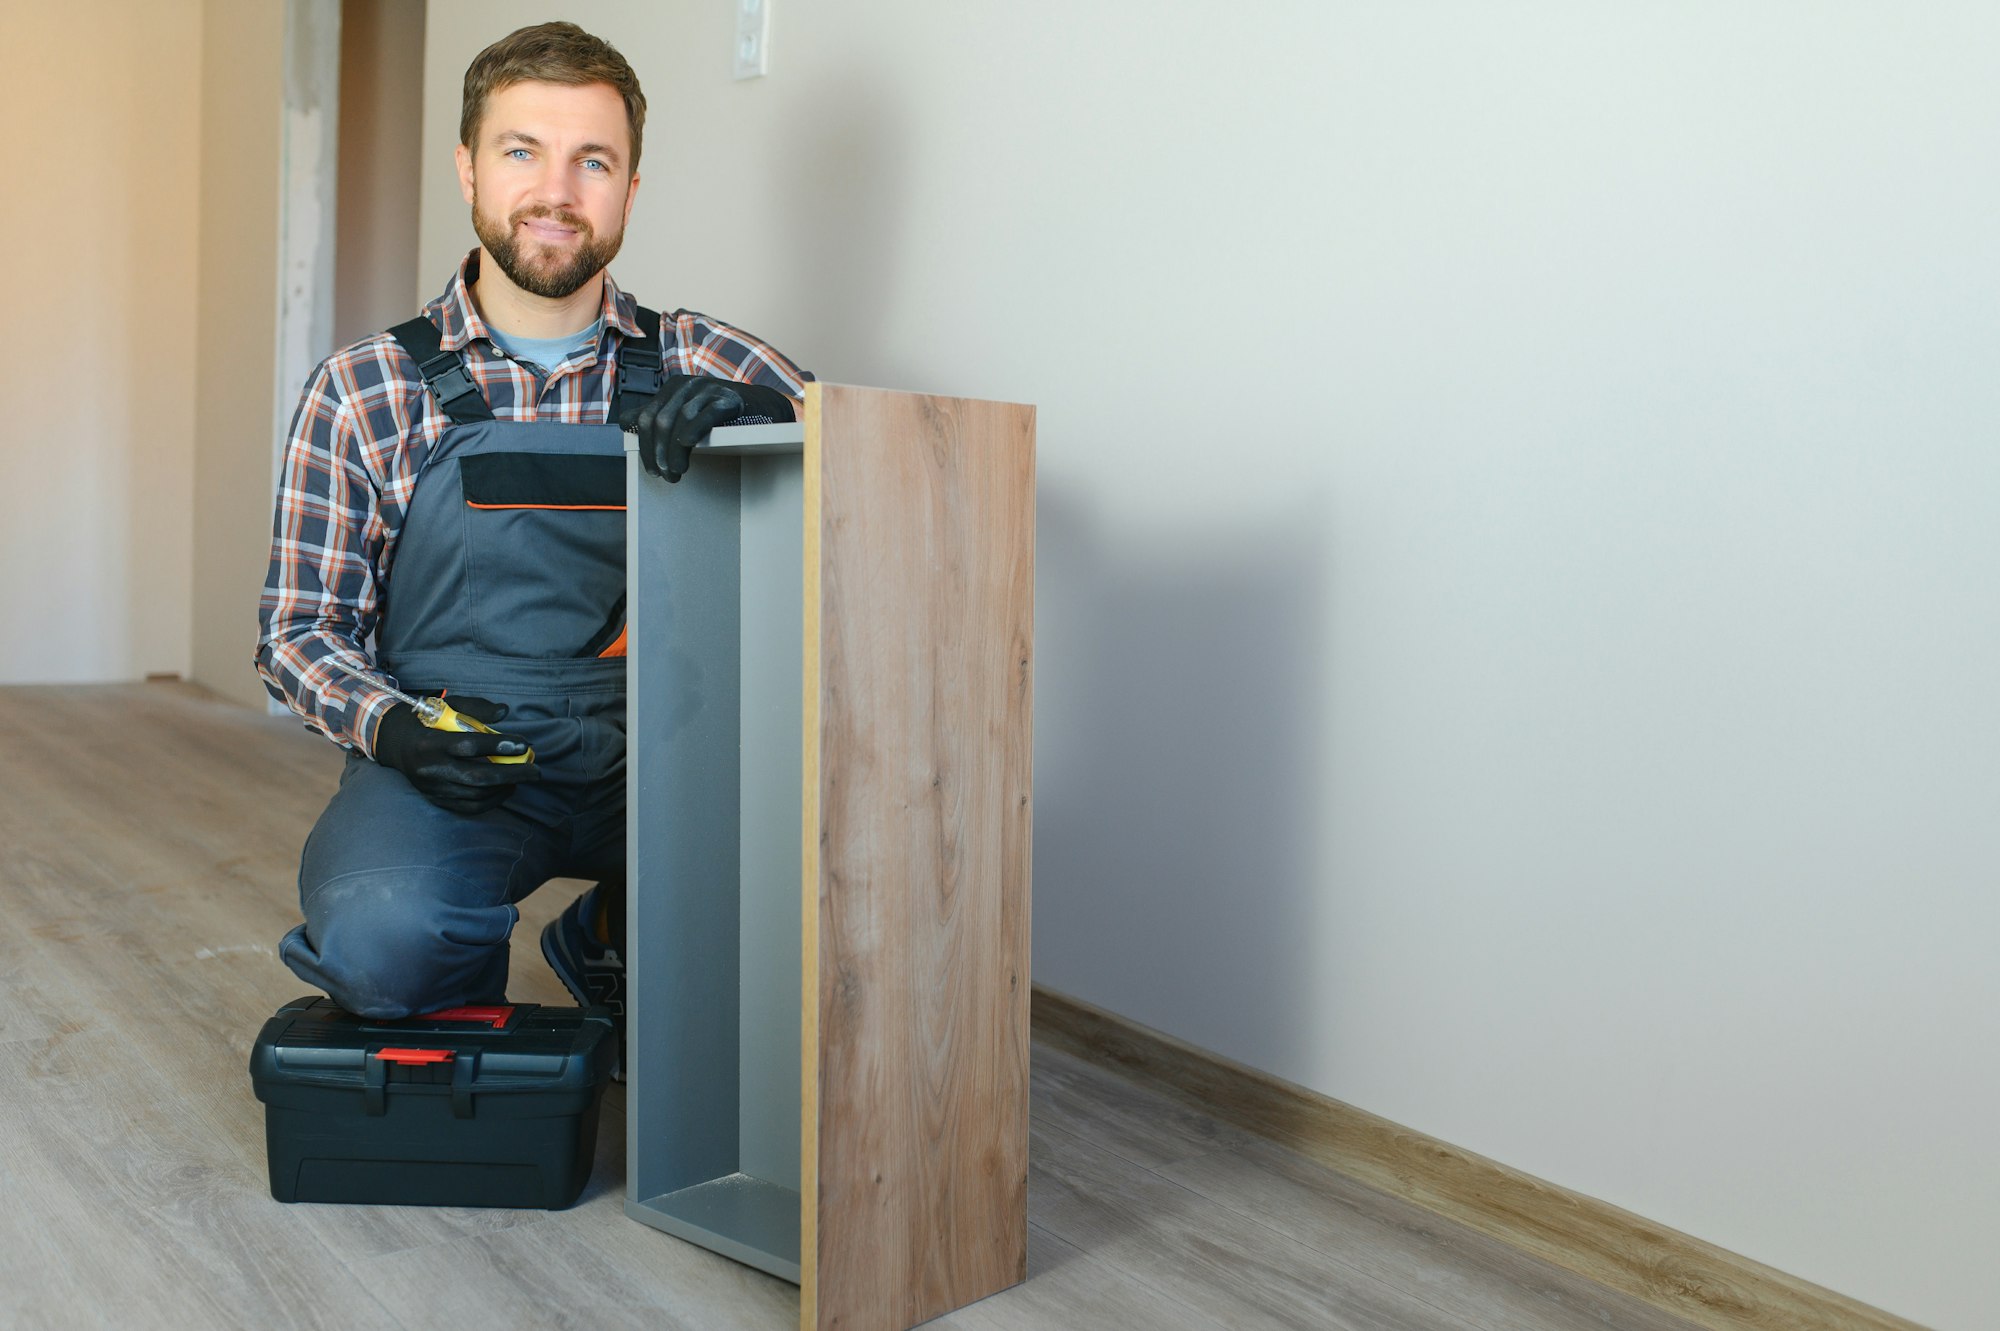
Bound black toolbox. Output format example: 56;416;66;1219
249;996;615;1209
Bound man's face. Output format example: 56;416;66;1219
455;80;640;300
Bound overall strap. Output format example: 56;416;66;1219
611;306;665;425
388;315;495;424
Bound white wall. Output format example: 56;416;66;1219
420;6;1999;1325
0;0;201;684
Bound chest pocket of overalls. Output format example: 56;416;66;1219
458;451;628;659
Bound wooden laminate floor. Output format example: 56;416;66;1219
0;682;1702;1331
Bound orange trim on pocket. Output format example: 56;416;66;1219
596;624;628;658
465;501;627;511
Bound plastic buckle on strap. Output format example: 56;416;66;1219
616;345;662;400
419;351;481;409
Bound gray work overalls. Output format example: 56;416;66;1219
278;309;662;1018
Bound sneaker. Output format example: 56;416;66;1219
540;883;626;1080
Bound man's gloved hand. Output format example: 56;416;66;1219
620;374;797;483
372;696;541;816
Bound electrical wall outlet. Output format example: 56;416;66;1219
734;0;770;80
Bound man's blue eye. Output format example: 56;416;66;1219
583;159;606;172
507;148;530;161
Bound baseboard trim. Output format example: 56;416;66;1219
1029;985;1924;1331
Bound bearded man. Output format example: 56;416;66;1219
254;22;807;1074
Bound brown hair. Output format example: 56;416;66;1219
460;22;648;172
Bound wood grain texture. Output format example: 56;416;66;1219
1154;1120;1706;1331
1026;1116;1489;1331
1031;986;1927;1331
1028;1038;1259;1170
0;684;417;1331
926;1223;1213;1331
808;385;1036;1331
1027;1045;1704;1331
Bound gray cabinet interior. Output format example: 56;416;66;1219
623;424;807;1282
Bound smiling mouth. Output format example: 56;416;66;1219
520;218;581;241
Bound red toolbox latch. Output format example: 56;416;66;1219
373;1047;454;1065
364;1039;480;1111
363;1046;469;1116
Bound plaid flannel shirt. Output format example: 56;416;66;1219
255;249;810;756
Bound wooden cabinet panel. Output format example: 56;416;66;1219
807;385;1036;1331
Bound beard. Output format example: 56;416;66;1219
470;188;624;299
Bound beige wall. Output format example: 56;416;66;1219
335;0;427;347
187;0;423;709
0;0;201;684
189;0;287;708
0;0;287;705
414;6;1999;1326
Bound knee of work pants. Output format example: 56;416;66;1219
280;755;538;1018
280;866;519;1018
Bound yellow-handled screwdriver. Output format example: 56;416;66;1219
325;663;533;764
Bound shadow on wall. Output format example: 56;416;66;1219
1034;483;1330;1077
774;72;908;385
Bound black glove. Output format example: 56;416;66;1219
372;695;541;816
620;374;796;482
